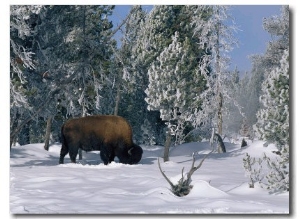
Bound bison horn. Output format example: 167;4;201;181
128;147;134;155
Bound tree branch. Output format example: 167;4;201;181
186;150;214;183
157;157;175;189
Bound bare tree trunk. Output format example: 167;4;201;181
163;131;172;162
215;133;226;153
114;84;121;116
217;92;223;135
215;7;223;136
44;116;53;151
10;87;61;148
10;112;21;148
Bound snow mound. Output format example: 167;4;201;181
189;180;229;198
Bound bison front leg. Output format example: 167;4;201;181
100;145;114;165
100;150;109;165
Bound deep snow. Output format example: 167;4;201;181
10;138;289;214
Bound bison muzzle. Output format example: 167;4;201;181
59;115;143;165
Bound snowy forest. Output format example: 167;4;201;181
10;5;289;197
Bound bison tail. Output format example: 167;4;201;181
59;124;68;164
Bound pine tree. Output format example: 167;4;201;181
115;6;157;144
245;6;289;132
10;5;44;146
192;5;239;140
145;32;204;160
254;49;289;150
134;5;207;146
10;5;116;146
242;6;289;195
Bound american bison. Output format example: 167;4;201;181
59;115;143;165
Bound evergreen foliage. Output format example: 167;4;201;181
191;6;239;136
262;146;289;193
241;6;289;194
243;153;264;188
243;147;289;193
10;5;115;145
254;49;289;150
145;32;204;145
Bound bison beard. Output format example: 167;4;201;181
59;115;143;165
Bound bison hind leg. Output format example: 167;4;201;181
59;143;69;164
69;145;79;163
69;148;78;163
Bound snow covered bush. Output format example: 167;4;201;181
243;153;264;188
243;145;289;193
262;144;289;193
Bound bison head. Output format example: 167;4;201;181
123;144;143;164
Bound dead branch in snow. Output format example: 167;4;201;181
158;149;214;197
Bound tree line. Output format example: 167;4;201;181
10;5;289;161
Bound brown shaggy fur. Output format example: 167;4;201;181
59;115;143;165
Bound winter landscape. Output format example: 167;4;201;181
9;4;290;217
10;139;289;214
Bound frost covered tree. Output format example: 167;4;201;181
254;49;289;150
145;32;204;161
10;5;116;147
245;6;289;131
57;5;115;117
243;6;289;194
191;5;239;140
10;5;44;146
222;67;247;135
114;6;158;144
253;6;289;150
134;5;207;146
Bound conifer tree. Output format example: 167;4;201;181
10;5;115;146
10;5;44;146
243;6;289;194
191;5;239;138
134;5;207;146
145;32;204;160
254;49;289;150
246;6;289;130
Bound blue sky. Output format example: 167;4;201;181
110;5;283;73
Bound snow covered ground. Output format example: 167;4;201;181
10;139;289;215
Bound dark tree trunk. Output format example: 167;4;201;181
18;122;30;146
163;131;172;162
114;84;121;116
215;133;226;153
10;112;20;148
44;116;53;151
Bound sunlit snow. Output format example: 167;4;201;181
10;139;289;214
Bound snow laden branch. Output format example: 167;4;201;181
158;150;214;197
